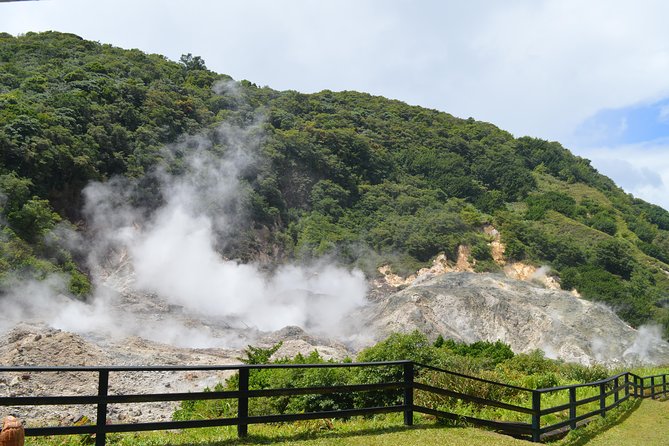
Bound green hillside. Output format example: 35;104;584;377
1;31;669;335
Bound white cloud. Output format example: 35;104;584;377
580;140;669;210
659;105;669;123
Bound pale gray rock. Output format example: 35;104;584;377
359;272;669;367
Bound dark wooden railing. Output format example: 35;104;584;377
533;372;631;441
0;362;666;444
0;362;412;446
412;362;535;438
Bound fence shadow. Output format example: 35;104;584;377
556;398;641;446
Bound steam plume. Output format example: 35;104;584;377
0;112;368;347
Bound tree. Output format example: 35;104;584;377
589;212;617;235
0;173;32;215
310;179;349;218
7;197;61;243
525;191;576;220
594;238;635;280
179;53;207;71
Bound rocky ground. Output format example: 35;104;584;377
362;272;669;367
2;246;669;429
0;322;350;426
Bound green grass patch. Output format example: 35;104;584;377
22;399;665;446
556;399;669;446
24;413;530;446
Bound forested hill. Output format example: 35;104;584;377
2;31;669;336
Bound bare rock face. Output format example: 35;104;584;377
259;326;351;361
0;323;240;425
0;322;352;426
360;272;669;367
0;323;112;367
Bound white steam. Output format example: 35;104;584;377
0;115;368;348
530;265;552;282
623;325;667;364
127;202;367;332
0;275;240;348
212;79;243;98
127;121;365;335
85;121;367;336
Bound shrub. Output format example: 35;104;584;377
525;191;576;220
357;331;438;365
560;363;609;383
498;350;558;377
438;339;514;368
594;238;635;279
589;213;617;235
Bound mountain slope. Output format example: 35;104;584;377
1;31;669;337
360;272;669;366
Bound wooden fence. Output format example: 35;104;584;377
0;362;666;445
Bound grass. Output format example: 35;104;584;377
25;414;530;446
556;399;669;446
23;398;662;446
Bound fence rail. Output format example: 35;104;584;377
0;362;666;444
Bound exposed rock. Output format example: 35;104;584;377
377;238;561;292
271;340;349;362
359;272;669;367
454;245;474;272
0;323;112;366
484;225;506;265
258;326;350;361
377;265;416;288
376;249;472;290
504;263;561;290
0;323;240;425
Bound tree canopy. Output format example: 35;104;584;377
2;32;669;336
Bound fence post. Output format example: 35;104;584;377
569;387;577;430
640;377;645;398
531;391;541;443
403;362;414;426
614;377;619;403
599;383;606;417
238;367;249;438
624;374;629;398
651;377;656;399
95;370;109;446
663;375;667;398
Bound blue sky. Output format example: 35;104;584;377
569;99;669;206
2;0;669;209
573;100;669;146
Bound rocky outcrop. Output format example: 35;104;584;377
376;249;473;289
0;322;351;426
376;228;563;292
0;323;240;425
359;272;669;367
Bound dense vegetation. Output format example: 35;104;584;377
173;332;611;426
2;32;669;334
